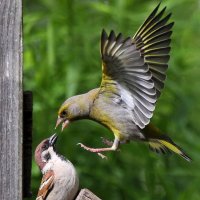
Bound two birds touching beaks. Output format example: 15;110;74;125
35;3;192;200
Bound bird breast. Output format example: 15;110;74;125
47;158;79;200
90;93;143;139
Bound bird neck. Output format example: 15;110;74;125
70;88;99;120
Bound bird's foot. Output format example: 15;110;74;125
77;138;120;159
77;143;118;159
101;137;113;146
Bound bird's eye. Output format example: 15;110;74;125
61;110;67;117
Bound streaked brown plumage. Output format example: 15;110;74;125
56;3;191;161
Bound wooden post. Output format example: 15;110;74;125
76;189;101;200
0;0;23;199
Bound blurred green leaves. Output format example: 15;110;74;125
24;0;200;199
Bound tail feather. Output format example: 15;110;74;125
144;123;191;162
149;138;192;162
149;140;170;154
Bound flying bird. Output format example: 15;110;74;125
56;3;191;161
35;134;79;200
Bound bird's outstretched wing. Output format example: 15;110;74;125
36;170;54;200
99;3;173;129
133;3;174;97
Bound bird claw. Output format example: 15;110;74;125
97;153;107;159
77;142;86;148
77;143;107;159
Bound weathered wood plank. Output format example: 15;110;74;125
76;189;102;200
0;0;23;199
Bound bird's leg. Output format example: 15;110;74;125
78;137;120;159
101;137;113;146
101;137;130;146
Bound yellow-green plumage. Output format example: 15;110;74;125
143;124;191;162
56;3;191;162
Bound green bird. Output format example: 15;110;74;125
56;3;191;161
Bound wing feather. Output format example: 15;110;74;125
133;4;173;97
36;170;54;200
99;3;173;128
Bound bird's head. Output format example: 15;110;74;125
55;101;71;132
35;134;58;170
55;95;90;131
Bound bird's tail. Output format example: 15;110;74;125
144;123;191;162
148;136;192;162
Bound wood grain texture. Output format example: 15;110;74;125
0;0;22;199
76;189;102;200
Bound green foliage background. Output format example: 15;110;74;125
24;0;200;199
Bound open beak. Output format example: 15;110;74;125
61;120;69;131
49;133;58;146
55;116;70;132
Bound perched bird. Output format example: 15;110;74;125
35;134;79;200
56;3;191;161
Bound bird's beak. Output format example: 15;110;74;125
55;116;64;129
49;133;58;146
55;116;70;132
61;120;69;132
